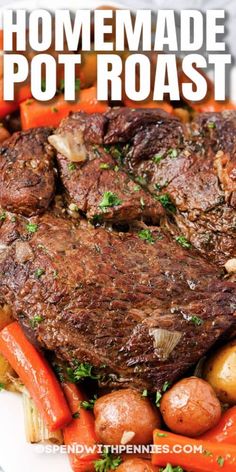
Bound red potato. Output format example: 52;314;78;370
116;458;158;472
160;377;221;437
94;388;161;445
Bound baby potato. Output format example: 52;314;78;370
160;377;221;437
94;388;161;445
116;458;157;472
203;341;236;404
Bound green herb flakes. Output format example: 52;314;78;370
207;121;216;129
99;192;122;209
217;456;225;467
0;212;6;221
30;315;44;329
34;268;45;279
168;148;178;158
156;432;168;438
138;229;155;244
26;223;38;233
189;315;203;326
155;194;176;213
68;162;77;172
100;163;110;170
67;362;99;383
153;153;164;164
80;395;97;410
94;448;122;472
175;236;191;249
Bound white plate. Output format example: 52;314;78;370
0;2;236;471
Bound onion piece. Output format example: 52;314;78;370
23;389;63;444
120;431;135;445
149;328;182;361
48;133;87;162
225;258;236;274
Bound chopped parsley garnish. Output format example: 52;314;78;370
72;411;80;419
162;381;171;392
103;146;111;154
189;315;204;326
112;145;123;160
100;163;110;170
217;456;225;467
67;362;99;383
94;448;122;472
153;153;164;164
51;107;58;113
0;383;5;391
53;270;58;279
207;121;216;129
133;185;141;192
168;148;178;158
175;236;191;249
80;395;97;410
203;449;213;457
155;194;176;213
34;268;45;279
138;229;155;244
156;432;168;437
30;315;44;329
156;382;171;407
99;192;122;209
160;466;183;472
155;391;162;407
68;162;77;172
114;165;119;172
141;389;148;397
0;212;6;221
26;223;38;233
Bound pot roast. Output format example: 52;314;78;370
0;107;235;392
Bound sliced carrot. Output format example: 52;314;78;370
63;382;99;472
190;97;236;113
20;86;109;129
0;322;72;431
0;80;32;119
201;407;236;444
153;428;236;471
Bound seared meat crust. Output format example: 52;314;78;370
0;127;56;216
0;211;235;391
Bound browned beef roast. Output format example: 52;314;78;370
49;113;164;224
0;210;235;391
0;128;56;216
51;108;235;266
